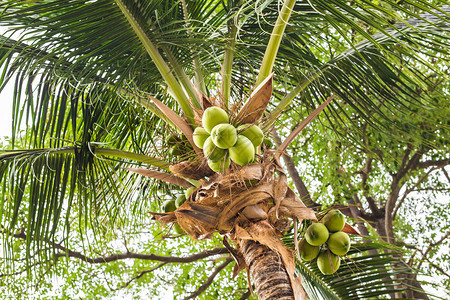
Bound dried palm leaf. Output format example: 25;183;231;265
124;168;193;188
234;73;273;125
149;96;202;156
277;94;334;155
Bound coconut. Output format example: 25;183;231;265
317;250;341;275
203;137;227;162
327;232;350;256
169;145;182;156
263;137;273;149
322;209;345;232
208;156;231;173
305;223;329;246
211;123;238;149
299;239;320;261
169;137;191;156
166;134;180;147
193;127;210;148
175;194;187;208
229;135;255;166
202;106;229;133
237;124;264;147
185;187;195;199
163;200;177;212
173;223;184;234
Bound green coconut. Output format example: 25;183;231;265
169;145;182;156
193;127;210;148
175;194;187;208
317;251;341;275
322;209;345;232
229;135;255;166
208;156;231;173
173;223;184;234
185;187;195;199
163;200;177;213
211;123;238;149
202;106;229;133
237;124;264;147
305;223;329;246
203;137;227;161
299;239;320;262
263;137;273;149
166;134;180;147
327;232;350;256
169;138;191;156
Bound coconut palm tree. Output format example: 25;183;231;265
0;0;448;298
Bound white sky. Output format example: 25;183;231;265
0;79;14;141
0;25;16;143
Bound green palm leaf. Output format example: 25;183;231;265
0;145;171;266
296;242;436;299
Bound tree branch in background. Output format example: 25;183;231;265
424;259;450;280
386;152;448;243
417;232;450;270
396;150;423;181
11;231;228;264
357;157;373;188
271;129;320;209
399;233;450;279
392;166;441;219
60;245;229;264
414;158;450;171
385;149;424;243
184;257;233;299
55;243;228;264
238;288;251;300
345;180;367;216
442;167;450;183
356;157;382;216
113;262;168;291
345;190;372;238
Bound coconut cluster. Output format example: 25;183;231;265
194;106;264;173
299;209;351;275
162;187;196;234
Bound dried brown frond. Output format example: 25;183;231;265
234;74;273;125
124;168;193;188
169;160;214;180
155;157;315;241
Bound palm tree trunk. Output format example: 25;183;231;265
240;239;295;300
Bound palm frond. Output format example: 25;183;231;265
296;242;436;299
114;0;196;119
0;144;175;274
255;0;296;86
268;12;449;144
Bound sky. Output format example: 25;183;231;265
0;79;14;141
0;26;19;143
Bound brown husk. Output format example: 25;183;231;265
153;159;316;237
150;150;316;300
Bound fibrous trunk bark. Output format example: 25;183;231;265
240;239;295;300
